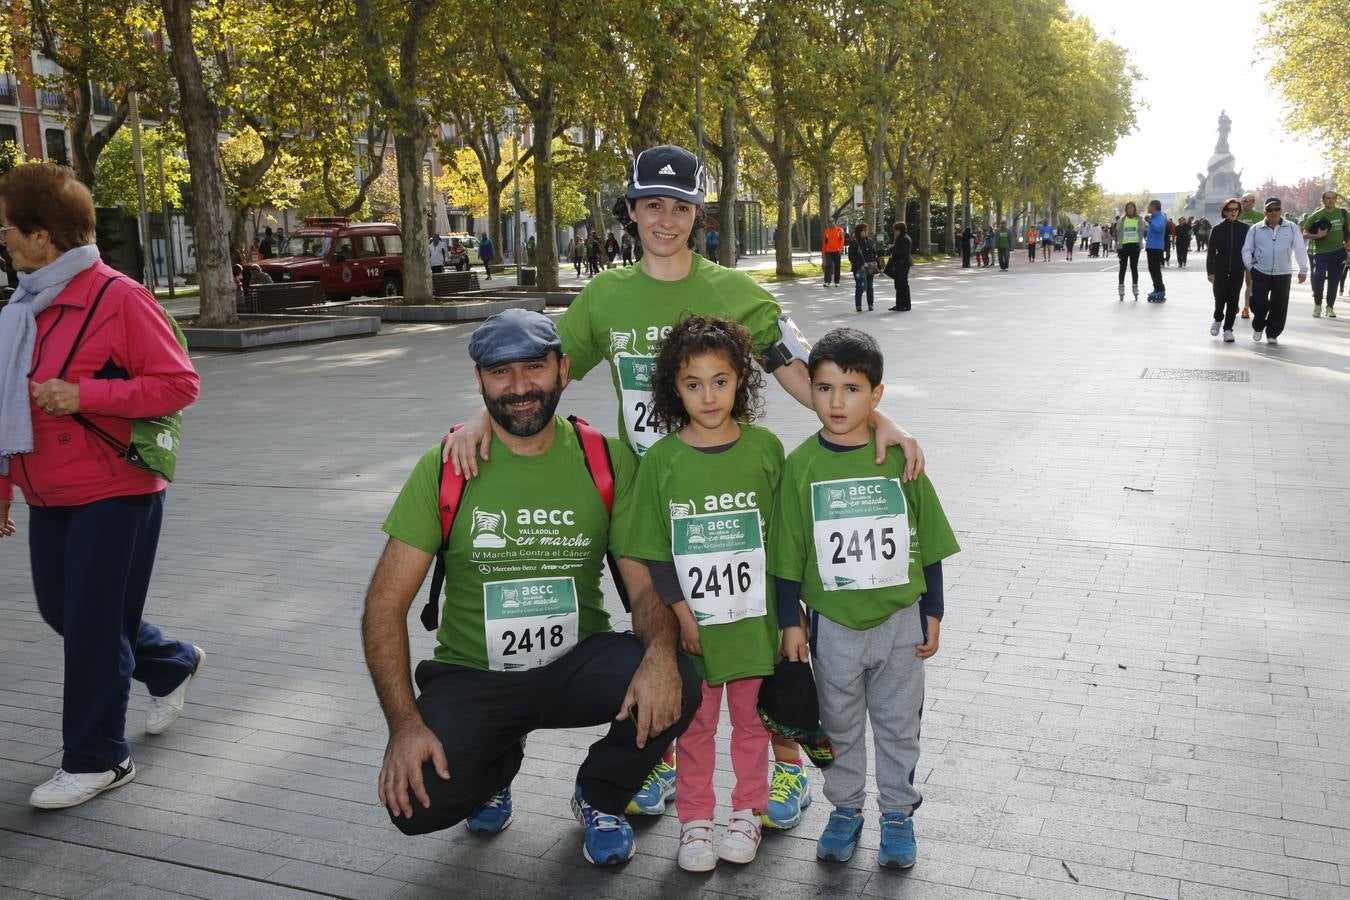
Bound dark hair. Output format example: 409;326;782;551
0;162;96;251
613;195;707;250
1221;197;1241;212
852;223;869;240
649;315;764;432
808;327;883;388
894;222;907;236
1123;201;1138;216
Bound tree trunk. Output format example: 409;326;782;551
774;153;793;275
918;186;932;256
869;119;887;235
394;133;431;301
817;167;831;249
230;207;250;260
161;0;235;326
944;187;955;254
793;187;807;251
718;102;738;268
889;142;908;231
486;186;503;254
531;108;559;291
961;175;970;230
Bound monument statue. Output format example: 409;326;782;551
1184;110;1243;222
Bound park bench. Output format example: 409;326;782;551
433;270;481;296
248;280;325;313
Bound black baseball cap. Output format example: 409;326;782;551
626;145;706;204
468;308;562;368
1264;196;1282;210
1309;217;1331;235
757;660;835;769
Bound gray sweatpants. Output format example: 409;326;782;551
814;602;925;815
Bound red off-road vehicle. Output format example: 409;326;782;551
262;217;404;299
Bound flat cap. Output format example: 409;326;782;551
468;308;562;368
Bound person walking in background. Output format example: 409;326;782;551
1301;190;1348;319
1144;200;1168;302
605;232;619;268
848;223;878;312
0;163;204;810
570;233;585;277
1038;220;1054;261
1207;198;1249;344
1175;217;1192;268
1063;223;1076;261
995;221;1011;271
822;218;845;287
479;233;496;280
1025;225;1038;263
1237;193;1262;318
621;231;634;266
1116;202;1143;300
1242;196;1309;346
884;222;912;311
428;233;449;274
981;229;994;267
960;224;972;268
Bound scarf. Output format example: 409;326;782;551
0;244;102;475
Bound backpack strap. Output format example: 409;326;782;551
58;275;137;457
568;414;630;612
421;425;467;632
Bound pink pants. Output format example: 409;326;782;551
675;677;770;822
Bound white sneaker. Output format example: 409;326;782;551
718;809;762;864
1266;336;1278;345
678;820;718;872
1223;330;1234;343
1253;331;1263;343
30;758;135;809
146;646;205;735
1210;321;1221;336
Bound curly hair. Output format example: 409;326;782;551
612;196;707;251
649;314;765;433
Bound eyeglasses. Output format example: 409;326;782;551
1223;206;1240;213
1267;207;1282;212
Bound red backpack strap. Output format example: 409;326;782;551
567;415;629;612
422;425;466;631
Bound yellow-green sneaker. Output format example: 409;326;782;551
762;760;811;829
625;754;676;815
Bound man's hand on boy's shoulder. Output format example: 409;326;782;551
915;616;941;659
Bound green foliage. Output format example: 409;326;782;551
1263;0;1347;183
93;126;191;210
0;142;29;177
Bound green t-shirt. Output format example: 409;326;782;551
768;433;960;631
1302;207;1348;254
382;418;637;672
995;228;1011;249
558;254;782;457
624;424;783;684
1239;209;1263;225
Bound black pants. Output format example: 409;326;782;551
1251;270;1292;339
960;244;970;268
1212;269;1244;330
1117;244;1140;285
823;252;841;285
1146;249;1165;293
391;632;700;836
891;264;911;310
29;492;197;773
1176;243;1188;267
1311;249;1346;306
1027;244;1036;262
997;247;1009;270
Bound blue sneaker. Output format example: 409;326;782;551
572;785;635;866
625;754;676;815
465;787;513;835
816;807;864;862
878;812;917;869
762;761;812;829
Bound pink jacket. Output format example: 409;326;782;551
1;261;200;508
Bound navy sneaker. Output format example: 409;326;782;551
465;787;513;835
816;807;864;862
625;753;676;815
878;812;917;869
572;785;635;866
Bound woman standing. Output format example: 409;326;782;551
847;222;878;312
884;222;912;311
1175;217;1192;268
0;163;202;810
1116;202;1143;300
1206;198;1249;343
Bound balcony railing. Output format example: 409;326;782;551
92;94;116;116
40;90;65;111
0;79;16;105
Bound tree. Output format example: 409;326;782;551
161;0;234;325
1262;0;1346;184
92;124;190;210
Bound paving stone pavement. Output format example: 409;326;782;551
3;250;1350;900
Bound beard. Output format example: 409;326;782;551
482;376;564;437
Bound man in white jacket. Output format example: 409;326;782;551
1242;196;1309;346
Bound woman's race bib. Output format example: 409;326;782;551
615;353;664;455
672;509;767;626
810;477;909;592
482;577;579;671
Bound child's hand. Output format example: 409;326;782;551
915;616;941;659
673;602;702;656
780;626;809;662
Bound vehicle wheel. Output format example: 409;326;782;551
381;273;402;297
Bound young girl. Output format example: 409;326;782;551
624;315;786;871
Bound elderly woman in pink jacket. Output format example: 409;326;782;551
0;163;203;810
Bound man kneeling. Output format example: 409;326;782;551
361;309;699;865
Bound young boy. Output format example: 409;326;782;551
768;328;959;869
